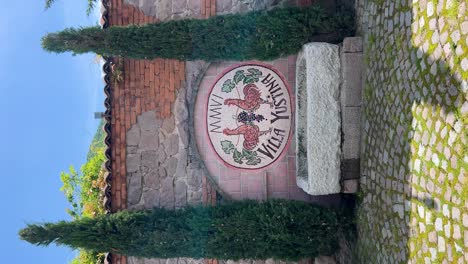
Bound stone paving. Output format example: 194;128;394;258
354;0;467;263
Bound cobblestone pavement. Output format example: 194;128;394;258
354;0;467;263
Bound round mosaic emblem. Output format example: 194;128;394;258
206;63;292;169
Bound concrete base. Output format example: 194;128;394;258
295;37;363;195
341;37;363;186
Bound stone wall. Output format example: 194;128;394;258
123;0;291;19
124;0;204;20
126;60;221;211
125;61;217;264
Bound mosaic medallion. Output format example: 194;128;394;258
206;63;292;169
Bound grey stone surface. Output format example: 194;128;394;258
165;134;180;156
124;0;198;21
144;170;160;189
295;42;342;195
127;154;141;173
127;125;141;146
216;0;289;15
341;53;363;107
342;107;362;160
138;111;159;131
141;150;158;169
128;172;143;206
139;130;159;151
162;116;175;133
343;37;363;53
174;180;187;208
143;189;160;209
164;157;178;177
160;177;175;209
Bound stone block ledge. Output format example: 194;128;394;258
295;37;363;195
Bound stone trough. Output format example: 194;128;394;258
295;37;363;195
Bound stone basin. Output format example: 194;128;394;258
295;43;342;195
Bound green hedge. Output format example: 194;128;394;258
20;200;351;260
42;6;353;61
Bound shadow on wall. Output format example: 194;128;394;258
354;0;466;263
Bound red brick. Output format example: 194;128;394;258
169;63;175;91
120;186;127;202
229;192;243;200
220;169;241;181
274;59;288;77
211;186;216;204
210;0;216;16
220;179;241;193
201;0;206;16
205;0;210;18
154;59;161;75
246;179;265;195
202;176;208;204
288;63;296;83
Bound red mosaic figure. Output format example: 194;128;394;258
224;83;272;112
223;125;272;150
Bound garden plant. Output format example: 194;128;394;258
42;6;353;61
20;199;352;260
59;122;107;264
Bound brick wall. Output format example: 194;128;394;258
202;0;217;18
108;0;186;212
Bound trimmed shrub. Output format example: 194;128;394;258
42;6;354;61
19;200;351;260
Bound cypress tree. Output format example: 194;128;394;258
19;200;351;260
41;6;354;61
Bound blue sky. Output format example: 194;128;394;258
0;1;104;263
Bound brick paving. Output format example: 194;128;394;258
354;0;467;263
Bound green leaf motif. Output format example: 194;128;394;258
222;79;235;93
233;150;243;164
242;149;256;160
221;140;235;154
242;68;262;84
246;157;261;166
247;68;262;76
243;76;256;84
233;70;245;84
222;141;260;166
